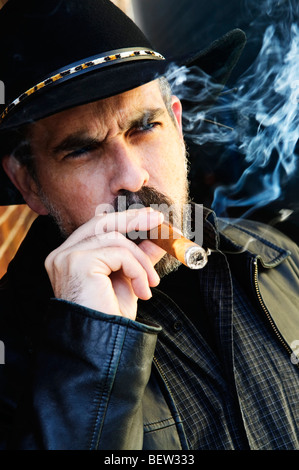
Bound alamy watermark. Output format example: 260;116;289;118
290;340;299;365
0;341;4;365
0;80;4;105
94;199;204;246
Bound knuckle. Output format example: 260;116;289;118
44;249;59;271
48;249;84;274
65;250;85;271
94;214;109;236
51;252;65;273
115;245;130;258
97;230;125;241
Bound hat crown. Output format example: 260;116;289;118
0;0;152;103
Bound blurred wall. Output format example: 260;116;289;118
0;0;37;277
0;206;37;278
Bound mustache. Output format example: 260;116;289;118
113;187;174;217
112;188;183;277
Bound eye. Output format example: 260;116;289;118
63;144;97;159
135;121;160;134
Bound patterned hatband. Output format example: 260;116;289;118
0;47;165;126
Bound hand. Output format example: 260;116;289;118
44;208;166;320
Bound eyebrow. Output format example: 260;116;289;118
51;132;100;157
121;107;165;132
50;107;166;156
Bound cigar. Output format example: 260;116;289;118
147;222;210;269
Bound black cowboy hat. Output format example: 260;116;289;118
0;0;246;205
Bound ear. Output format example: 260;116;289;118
2;155;48;215
171;95;183;139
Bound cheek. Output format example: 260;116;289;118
147;137;187;192
38;165;107;219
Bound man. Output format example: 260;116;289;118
0;0;298;450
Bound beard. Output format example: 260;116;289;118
37;182;191;278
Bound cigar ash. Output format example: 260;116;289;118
184;246;210;269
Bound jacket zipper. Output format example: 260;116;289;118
153;356;171;390
252;257;293;357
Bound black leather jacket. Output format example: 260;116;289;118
0;211;298;449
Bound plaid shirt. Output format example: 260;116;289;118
139;219;299;450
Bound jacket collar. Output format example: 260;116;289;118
202;207;291;267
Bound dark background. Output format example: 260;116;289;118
132;0;299;242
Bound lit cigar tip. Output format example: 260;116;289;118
185;246;210;270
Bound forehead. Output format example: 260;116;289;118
29;79;165;147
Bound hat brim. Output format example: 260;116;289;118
0;28;246;205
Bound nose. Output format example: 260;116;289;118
109;142;150;194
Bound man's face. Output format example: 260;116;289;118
26;80;189;236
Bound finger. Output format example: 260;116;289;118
93;246;153;300
93;231;161;287
138;239;167;271
95;208;164;238
55;207;163;251
47;230;161;288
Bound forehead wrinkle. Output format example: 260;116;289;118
92;80;166;131
93;92;140;134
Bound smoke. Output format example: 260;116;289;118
166;0;299;220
